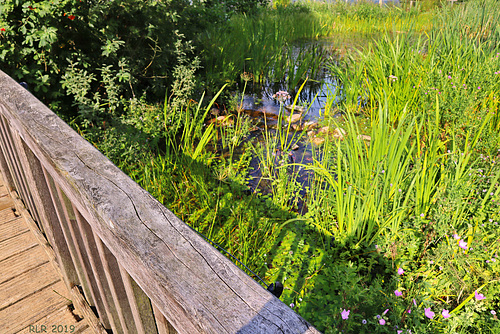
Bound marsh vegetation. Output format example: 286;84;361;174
2;0;500;332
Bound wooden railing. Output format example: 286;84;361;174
0;70;320;334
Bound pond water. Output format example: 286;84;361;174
217;33;377;212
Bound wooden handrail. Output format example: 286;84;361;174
0;70;320;334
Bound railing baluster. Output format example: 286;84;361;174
54;182;119;332
152;303;178;334
90;227;136;334
0;115;28;197
6;127;80;288
0;115;41;223
71;205;128;334
41;167;112;329
0;114;14;191
119;264;162;334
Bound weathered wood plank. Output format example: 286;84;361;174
0;261;61;310
0;280;71;333
0;231;38;262
0;217;27;242
0;194;13;211
16;305;90;334
0;207;20;224
0;245;49;284
0;69;321;333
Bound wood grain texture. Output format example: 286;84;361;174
0;280;71;333
0;70;321;333
0;173;96;334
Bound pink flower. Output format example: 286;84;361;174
398;268;404;275
395;290;403;297
425;308;435;319
459;240;468;250
341;309;350;320
383;308;389;315
379;318;386;325
475;291;486;301
453;234;460;240
442;309;450;318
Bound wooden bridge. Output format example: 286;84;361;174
0;70;320;334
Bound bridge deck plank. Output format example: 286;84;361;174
0;178;93;334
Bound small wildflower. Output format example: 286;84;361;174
475;291;486;301
442;309;450;319
491;310;497;315
383;309;389;315
398;268;404;275
290;303;295;308
425;308;435;319
459;240;468;250
379;318;386;325
68;15;76;20
341;309;350;320
0;28;5;32
407;309;411;313
362;319;367;324
413;299;417;307
273;91;291;103
395;290;403;297
453;234;460;240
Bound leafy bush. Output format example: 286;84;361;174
0;0;188;112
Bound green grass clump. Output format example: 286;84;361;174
198;0;434;90
76;0;500;332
